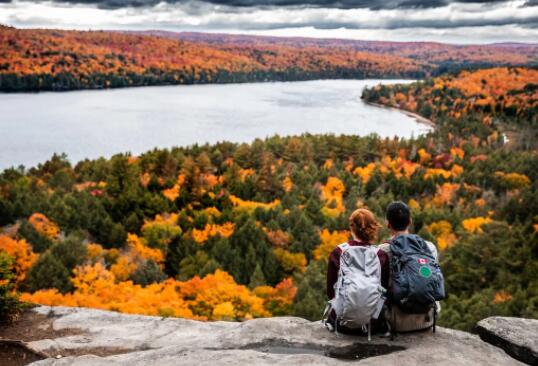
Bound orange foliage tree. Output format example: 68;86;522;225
0;235;38;284
21;267;273;321
28;213;60;240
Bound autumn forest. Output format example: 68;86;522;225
1;25;538;92
0;25;537;333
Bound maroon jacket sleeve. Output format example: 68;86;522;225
377;249;390;290
326;247;342;300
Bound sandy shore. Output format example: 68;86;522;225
366;101;436;130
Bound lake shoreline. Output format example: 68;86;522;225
0;76;419;94
365;101;436;130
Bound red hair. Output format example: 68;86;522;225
349;208;381;242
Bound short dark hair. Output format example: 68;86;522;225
386;201;411;231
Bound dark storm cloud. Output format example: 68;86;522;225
2;0;512;10
197;14;538;31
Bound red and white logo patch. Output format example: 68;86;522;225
418;258;427;264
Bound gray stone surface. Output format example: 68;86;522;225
26;306;524;366
476;317;538;365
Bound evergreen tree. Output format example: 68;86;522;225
289;210;319;260
18;220;54;253
130;260;167;286
165;234;198;278
26;252;72;293
248;263;266;289
177;251;219;281
50;233;87;271
293;260;327;321
0;252;20;323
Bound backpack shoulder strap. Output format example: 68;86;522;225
424;240;439;261
377;242;391;254
338;242;350;251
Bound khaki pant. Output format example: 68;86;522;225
386;305;435;332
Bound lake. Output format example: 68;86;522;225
0;79;430;170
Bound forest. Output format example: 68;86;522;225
0;66;537;332
1;25;537;92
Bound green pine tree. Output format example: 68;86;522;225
249;263;266;289
26;252;72;293
293;260;327;321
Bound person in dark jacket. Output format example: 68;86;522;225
378;201;441;332
326;208;389;334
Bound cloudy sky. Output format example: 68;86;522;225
1;0;537;43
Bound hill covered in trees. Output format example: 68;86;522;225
362;67;538;149
1;67;537;331
145;30;538;69
1;25;537;92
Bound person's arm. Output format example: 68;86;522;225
326;248;341;300
377;250;390;290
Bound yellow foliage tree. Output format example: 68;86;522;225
431;183;460;207
320;177;345;217
273;248;307;273
86;243;105;262
450;147;465;160
494;171;531;189
426;221;457;251
462;217;493;233
110;256;137;281
313;229;349;260
323;159;334;170
282;176;293;192
162;185;180;201
141;213;182;249
109;233;166;280
253;277;297;315
353;163;376;183
408;199;420;210
191;223;235;243
212;302;235;320
418;148;431;164
229;195;280;212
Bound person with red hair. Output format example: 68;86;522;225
326;208;389;334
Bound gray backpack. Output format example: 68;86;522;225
323;243;385;339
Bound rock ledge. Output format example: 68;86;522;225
476;317;538;365
13;306;527;365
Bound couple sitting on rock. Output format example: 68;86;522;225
324;201;445;339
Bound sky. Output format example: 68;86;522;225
1;0;537;44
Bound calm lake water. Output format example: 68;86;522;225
0;79;430;169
